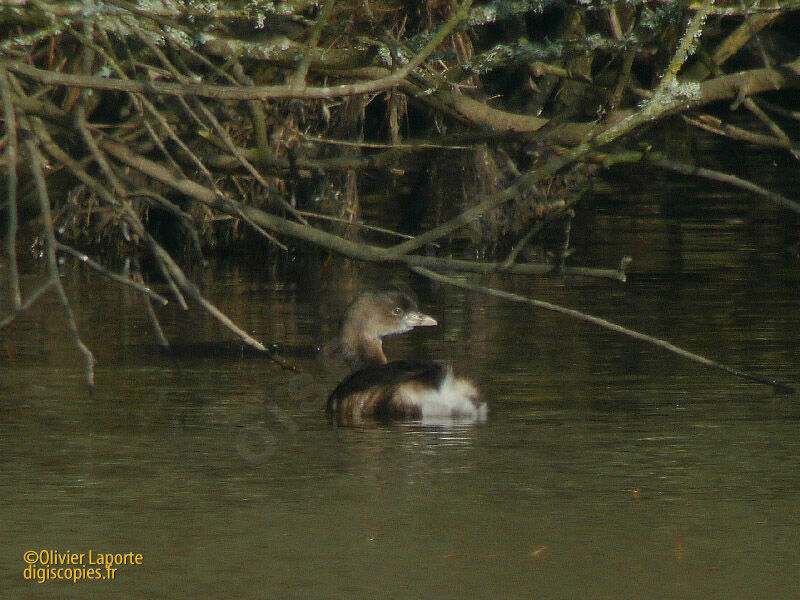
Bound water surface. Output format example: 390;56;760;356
1;159;799;598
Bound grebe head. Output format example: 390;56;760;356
333;291;437;371
345;291;437;338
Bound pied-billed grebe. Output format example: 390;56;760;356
326;291;486;423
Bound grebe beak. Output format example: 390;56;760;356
403;312;438;328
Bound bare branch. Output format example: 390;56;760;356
20;119;97;389
288;0;337;90
412;266;796;394
594;150;800;215
148;241;268;354
55;242;169;305
0;68;21;310
2;1;474;101
659;0;714;92
101;139;627;281
0;280;55;330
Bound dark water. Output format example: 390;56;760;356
2;160;800;598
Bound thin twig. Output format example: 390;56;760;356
0;68;21;310
134;30;306;228
658;0;714;93
132;264;171;349
737;0;781;90
3;1;474;100
756;98;800;123
101;139;628;281
20;120;97;389
500;191;585;270
26;111;191;309
76;97;128;196
297;209;416;240
693;46;793;153
595;150;800;215
552;210;574;275
412;266;796;394
142;236;188;310
649;157;800;215
230;61;270;153
194;100;308;225
735;97;791;146
134;31;207;132
140;93;219;190
296;130;471;150
148;241;269;353
55;242;169;305
126;189;206;265
683;113;793;150
0;280;55;329
136;100;184;174
289;0;336;90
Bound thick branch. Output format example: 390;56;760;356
1;2;473;100
100;140;625;281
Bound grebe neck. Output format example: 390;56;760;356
339;329;387;372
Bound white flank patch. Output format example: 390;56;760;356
400;368;487;423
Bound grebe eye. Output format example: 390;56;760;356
392;306;402;315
